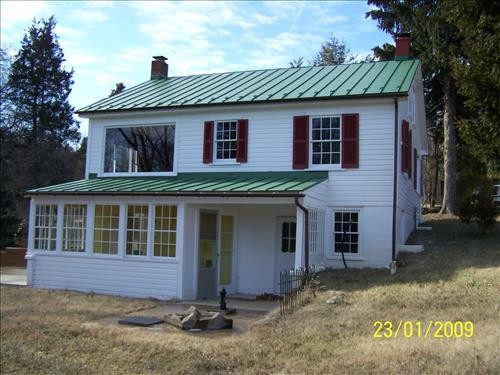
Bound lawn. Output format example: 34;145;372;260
1;214;499;374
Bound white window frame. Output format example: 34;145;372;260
93;204;121;256
33;204;58;251
309;209;325;255
62;204;87;252
152;204;177;258
101;122;177;177
331;209;361;258
125;204;149;257
213;119;238;163
309;115;342;170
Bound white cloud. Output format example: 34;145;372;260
70;9;108;24
0;0;50;29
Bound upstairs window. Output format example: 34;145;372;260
215;121;237;160
311;116;341;165
104;124;175;173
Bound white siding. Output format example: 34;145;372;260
323;206;393;269
31;254;178;299
396;97;423;251
86;98;396;178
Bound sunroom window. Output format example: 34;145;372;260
62;205;87;252
311;116;341;165
153;205;177;257
126;205;149;256
34;204;57;251
93;205;119;255
104;124;175;173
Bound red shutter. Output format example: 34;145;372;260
236;119;248;163
342;113;359;168
203;121;214;164
408;130;412;178
413;148;418;190
293;116;309;169
401;120;410;174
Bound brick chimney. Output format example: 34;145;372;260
395;33;411;60
151;56;168;79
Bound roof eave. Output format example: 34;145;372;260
26;191;306;198
75;92;409;117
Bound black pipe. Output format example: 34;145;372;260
391;98;399;262
294;197;309;271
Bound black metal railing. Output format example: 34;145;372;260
279;266;315;315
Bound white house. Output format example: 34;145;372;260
25;36;427;300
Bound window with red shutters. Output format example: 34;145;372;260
293;116;309;169
236;119;248;163
342;113;359;168
203;121;214;164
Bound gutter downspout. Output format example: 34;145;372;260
391;98;399;262
294;197;309;271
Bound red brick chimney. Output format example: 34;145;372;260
395;33;411;60
151;56;168;79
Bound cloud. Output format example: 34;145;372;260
70;9;108;24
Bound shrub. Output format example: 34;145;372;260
457;172;497;234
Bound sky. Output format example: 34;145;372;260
0;0;392;137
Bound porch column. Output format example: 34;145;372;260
294;206;305;269
26;197;36;286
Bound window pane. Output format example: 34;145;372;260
62;205;87;252
104;125;175;172
93;205;120;255
34;205;57;251
333;211;360;254
153;205;177;257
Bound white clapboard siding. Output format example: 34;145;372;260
32;255;179;299
396;99;423;249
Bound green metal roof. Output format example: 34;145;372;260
77;60;420;115
27;172;328;197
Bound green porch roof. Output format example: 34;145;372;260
27;172;328;197
77;60;420;115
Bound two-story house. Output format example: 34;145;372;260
25;36;427;300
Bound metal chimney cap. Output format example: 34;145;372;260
152;56;168;61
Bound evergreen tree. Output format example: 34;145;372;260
311;35;354;66
1;16;82;246
367;0;462;214
109;82;126;97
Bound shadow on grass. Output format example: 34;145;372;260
318;216;500;292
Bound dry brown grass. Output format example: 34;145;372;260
1;214;499;374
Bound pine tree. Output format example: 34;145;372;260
367;0;462;214
311;36;354;66
1;16;82;246
4;16;80;187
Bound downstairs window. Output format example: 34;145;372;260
333;211;359;254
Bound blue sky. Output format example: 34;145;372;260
1;1;391;136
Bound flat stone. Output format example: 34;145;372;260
118;316;164;327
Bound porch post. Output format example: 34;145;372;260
176;202;185;299
294;206;305;269
26;197;36;287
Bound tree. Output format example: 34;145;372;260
457;172;496;234
447;1;500;175
109;82;126;97
311;35;354;66
289;57;304;68
367;0;462;214
1;16;82;246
